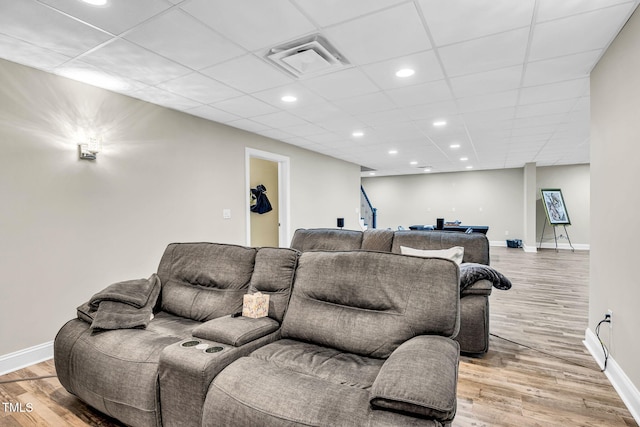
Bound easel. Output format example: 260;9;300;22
539;188;574;252
539;221;574;252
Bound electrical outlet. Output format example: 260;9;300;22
607;309;613;329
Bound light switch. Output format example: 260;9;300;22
223;209;231;219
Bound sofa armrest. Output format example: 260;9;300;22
370;335;459;422
192;316;279;346
461;278;493;297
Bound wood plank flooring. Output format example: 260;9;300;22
0;247;636;426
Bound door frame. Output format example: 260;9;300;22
245;148;291;247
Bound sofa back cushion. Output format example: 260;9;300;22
391;230;490;265
281;251;459;358
361;229;394;251
289;228;363;252
157;243;257;321
248;247;300;323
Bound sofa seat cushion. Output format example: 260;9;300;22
203;354;441;427
250;339;384;389
56;312;201;427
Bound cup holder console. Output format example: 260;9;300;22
180;340;225;354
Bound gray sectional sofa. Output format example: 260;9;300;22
290;228;499;355
54;241;461;427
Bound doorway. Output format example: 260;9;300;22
245;148;290;247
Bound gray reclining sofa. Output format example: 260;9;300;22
55;242;461;427
290;228;496;355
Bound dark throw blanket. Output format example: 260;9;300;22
77;274;161;332
460;263;512;291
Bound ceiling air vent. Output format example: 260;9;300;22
267;35;348;79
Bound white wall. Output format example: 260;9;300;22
362;168;524;243
590;7;640;396
0;59;360;356
362;165;590;247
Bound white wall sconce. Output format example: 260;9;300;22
78;136;102;160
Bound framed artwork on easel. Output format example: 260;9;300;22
541;188;571;225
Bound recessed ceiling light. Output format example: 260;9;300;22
433;120;447;127
410;161;418;165
450;143;460;149
466;165;473;169
395;68;415;78
460;157;468;161
369;172;376;176
388;150;398;155
281;95;297;103
81;0;108;5
352;131;364;137
423;168;431;173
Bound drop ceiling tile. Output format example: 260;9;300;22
438;28;529;77
280;123;328;137
288;103;345;123
419;0;535;46
516;99;576;118
80;39;191;85
457;89;519;114
201;54;293;93
402;100;460;121
38;0;173;35
323;2;431;65
529;3;636;61
158;72;242;104
0;34;70;70
0;0;112;58
519;78;589;105
333;92;396;115
316;117;368;133
356;109;412;127
125;9;245;70
180;0;317;51
360;51;444;90
302;68;380;101
450;65;523;98
536;0;635;22
523;50;602;87
211;95;279;117
256;128;295;140
53;60;147;93
131;86;202;110
185;105;240;123
227;119;272;133
293;0;405;27
386;80;453;108
304;132;347;144
250;111;309;128
252;83;326;109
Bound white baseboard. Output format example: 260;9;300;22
539;242;590;251
584;328;640;424
0;341;54;376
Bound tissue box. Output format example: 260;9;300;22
242;292;269;318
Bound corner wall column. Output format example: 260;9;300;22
523;162;537;252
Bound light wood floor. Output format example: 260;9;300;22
0;247;636;426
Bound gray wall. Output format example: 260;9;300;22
591;8;640;393
0;58;360;356
362;165;590;246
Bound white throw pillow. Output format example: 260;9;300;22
400;245;465;265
